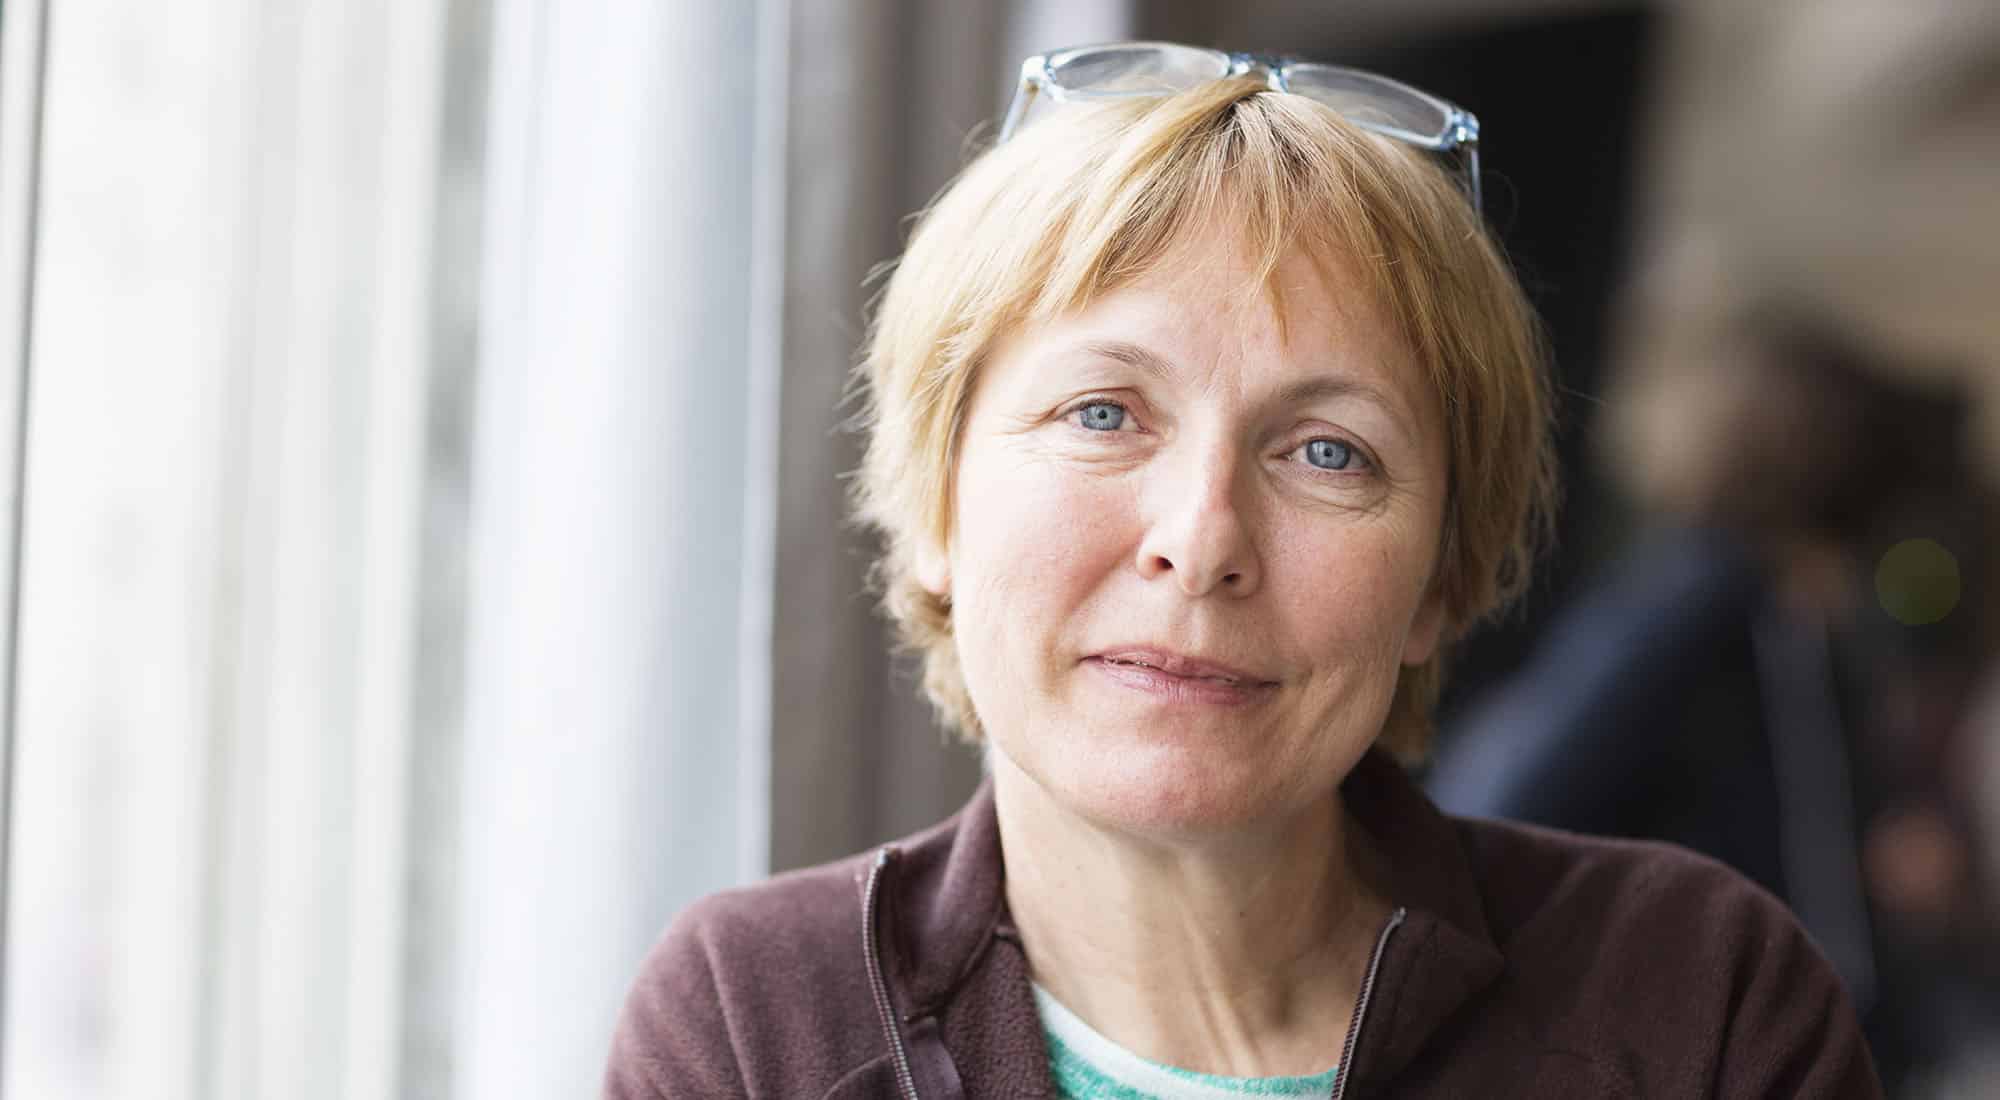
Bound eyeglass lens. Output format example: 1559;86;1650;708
1045;43;1229;96
1280;65;1453;148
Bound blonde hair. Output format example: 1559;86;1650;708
852;77;1556;761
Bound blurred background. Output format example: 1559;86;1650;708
0;0;1993;1096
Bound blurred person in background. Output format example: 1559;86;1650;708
1428;0;2000;1094
1426;302;2000;1092
603;44;1881;1099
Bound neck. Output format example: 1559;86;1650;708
991;745;1392;1078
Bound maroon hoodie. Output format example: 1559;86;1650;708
603;747;1883;1098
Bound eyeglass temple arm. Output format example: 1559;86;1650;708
1465;142;1483;215
999;56;1050;142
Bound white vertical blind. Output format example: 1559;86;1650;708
8;2;260;1094
0;1;47;1082
454;0;767;1094
4;0;779;1094
1;0;449;1096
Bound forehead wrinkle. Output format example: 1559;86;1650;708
1071;317;1409;425
1066;336;1229;407
1271;374;1420;438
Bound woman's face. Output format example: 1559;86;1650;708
928;227;1450;838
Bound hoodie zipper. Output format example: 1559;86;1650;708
867;846;1399;1100
1329;906;1406;1100
864;847;921;1099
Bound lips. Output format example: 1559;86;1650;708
1088;647;1272;686
1085;648;1276;707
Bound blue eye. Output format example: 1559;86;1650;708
1076;402;1126;431
1304;439;1355;470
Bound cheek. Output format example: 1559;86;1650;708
948;451;1137;713
952;451;1130;604
1264;515;1437;654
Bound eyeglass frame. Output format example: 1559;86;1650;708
998;42;1484;214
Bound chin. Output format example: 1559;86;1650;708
1004;728;1313;840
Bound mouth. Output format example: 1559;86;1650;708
1084;648;1277;704
1091;648;1269;683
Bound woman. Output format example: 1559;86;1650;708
605;44;1882;1099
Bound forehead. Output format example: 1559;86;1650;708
1118;225;1390;353
997;220;1434;421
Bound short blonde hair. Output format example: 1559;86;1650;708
852;77;1556;761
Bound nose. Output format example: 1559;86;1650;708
1134;438;1262;598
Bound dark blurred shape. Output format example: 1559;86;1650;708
1423;1;2000;1092
1430;307;2000;1093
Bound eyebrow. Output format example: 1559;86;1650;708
1079;339;1175;378
1075;338;1418;434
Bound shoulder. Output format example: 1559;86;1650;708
603;796;996;1098
663;850;878;968
1451;816;1881;1097
602;852;891;1099
1452;812;1819;990
1453;813;1789;942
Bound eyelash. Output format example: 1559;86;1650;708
1061;397;1376;475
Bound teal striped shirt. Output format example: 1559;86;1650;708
1033;983;1341;1100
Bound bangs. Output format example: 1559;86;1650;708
1023;80;1410;345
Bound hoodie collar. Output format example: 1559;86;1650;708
884;744;1506;1082
1338;746;1507;1087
